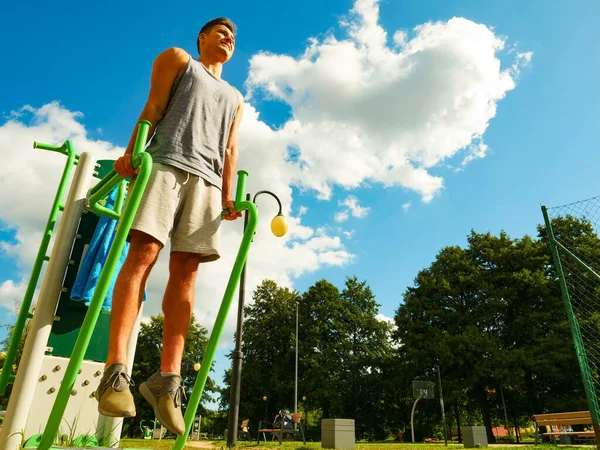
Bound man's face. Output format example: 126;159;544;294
200;25;235;62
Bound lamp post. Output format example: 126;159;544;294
263;396;268;421
295;301;299;414
226;191;288;448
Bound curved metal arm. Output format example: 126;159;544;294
33;140;80;159
253;190;283;215
88;120;152;219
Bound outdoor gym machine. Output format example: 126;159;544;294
0;120;287;450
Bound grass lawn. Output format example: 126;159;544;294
119;438;204;449
210;441;595;450
119;440;596;450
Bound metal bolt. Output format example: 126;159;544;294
94;370;102;377
71;389;78;396
53;365;61;372
48;387;56;394
40;375;48;381
83;380;90;386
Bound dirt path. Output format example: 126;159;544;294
185;441;221;449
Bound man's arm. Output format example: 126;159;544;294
114;47;189;177
221;89;245;221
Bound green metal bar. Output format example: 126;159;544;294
37;153;153;450
88;120;151;219
173;195;258;450
542;205;600;448
0;141;77;396
235;170;248;205
88;171;122;214
114;180;127;216
555;240;600;281
32;141;67;155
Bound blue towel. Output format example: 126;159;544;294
71;188;145;310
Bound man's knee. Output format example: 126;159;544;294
169;252;203;277
127;230;162;270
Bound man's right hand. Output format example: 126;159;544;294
114;154;139;178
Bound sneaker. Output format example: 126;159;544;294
94;363;136;417
140;371;186;435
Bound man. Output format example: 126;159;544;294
94;18;244;436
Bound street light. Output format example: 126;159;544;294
227;191;287;449
263;396;268;420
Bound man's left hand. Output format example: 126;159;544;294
222;200;242;221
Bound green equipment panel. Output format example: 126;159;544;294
47;160;119;363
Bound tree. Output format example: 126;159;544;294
0;301;29;409
221;277;393;440
393;224;598;443
219;280;301;428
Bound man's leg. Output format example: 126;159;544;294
106;230;162;366
140;250;202;435
96;230;162;417
161;251;203;373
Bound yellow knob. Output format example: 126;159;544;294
271;214;288;237
194;362;201;372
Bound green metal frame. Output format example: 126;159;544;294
10;117;263;449
31;120;262;450
0;141;80;396
174;170;257;450
542;205;600;447
36;121;153;450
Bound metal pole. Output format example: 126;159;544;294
500;385;512;442
227;193;250;448
0;143;78;396
411;396;422;443
293;302;299;433
436;365;448;445
173;187;258;450
542;205;600;449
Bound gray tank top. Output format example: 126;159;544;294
146;56;239;189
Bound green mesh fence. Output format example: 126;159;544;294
543;198;600;446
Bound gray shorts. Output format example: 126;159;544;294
129;162;222;262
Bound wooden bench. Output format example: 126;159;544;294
533;411;597;444
257;412;306;445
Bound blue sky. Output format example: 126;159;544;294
1;0;600;408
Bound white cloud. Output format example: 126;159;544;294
0;280;27;311
335;211;349;223
0;0;530;353
343;196;370;218
402;202;412;212
461;140;489;167
0;102;354;338
335;196;369;222
342;230;355;239
376;313;396;328
246;2;530;203
393;30;408;48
